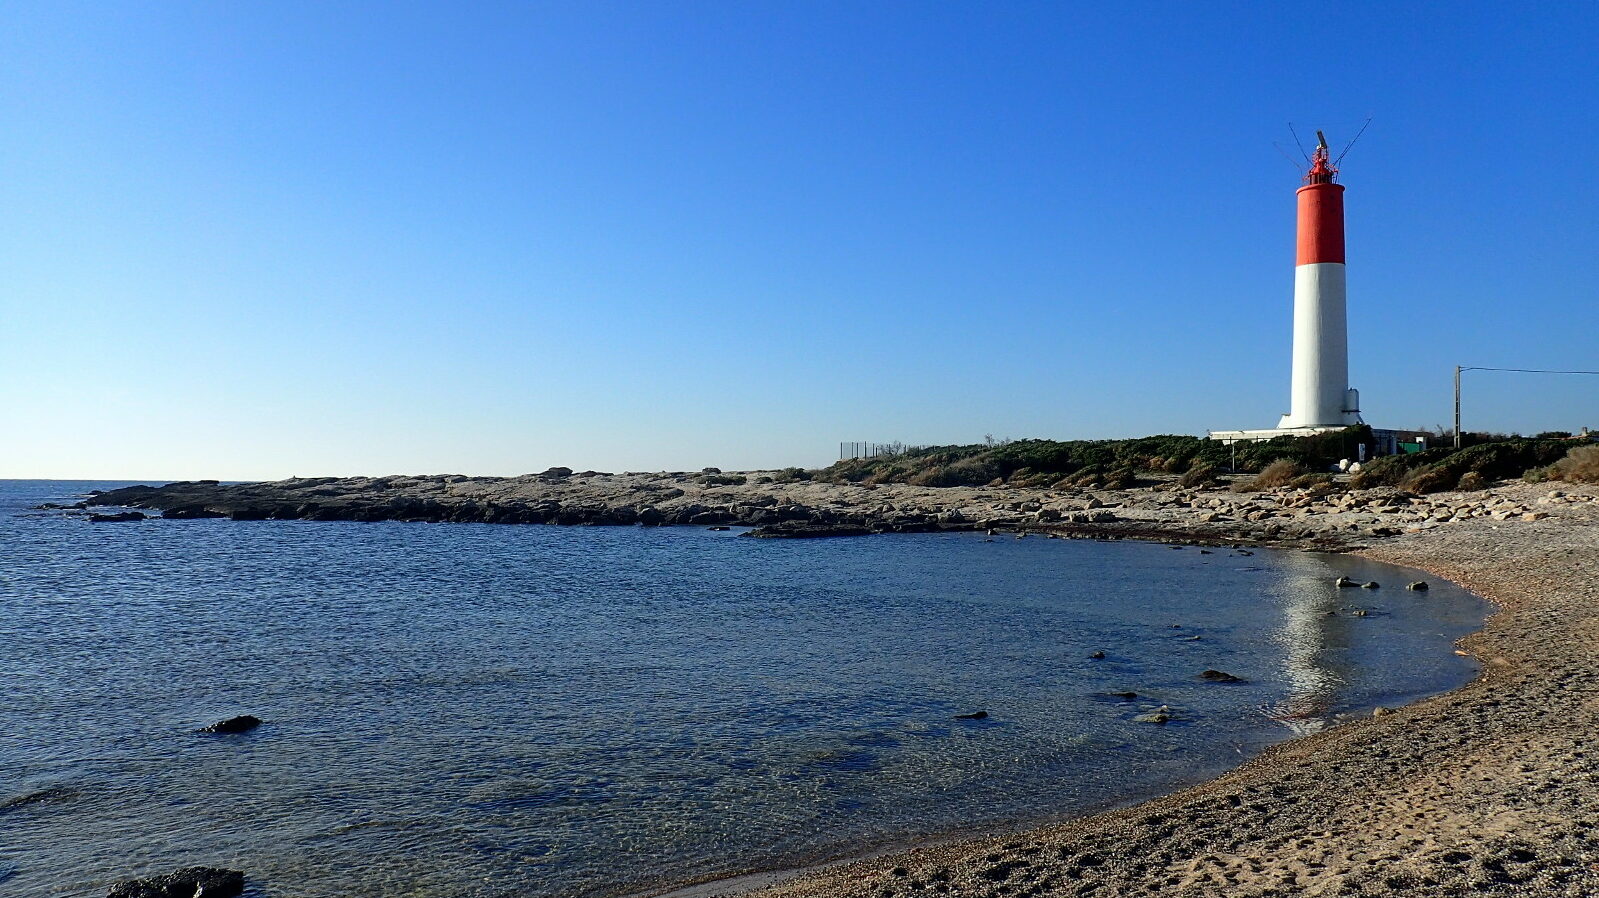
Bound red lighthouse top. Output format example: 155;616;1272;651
1296;130;1345;265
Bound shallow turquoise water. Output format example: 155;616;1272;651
0;480;1486;897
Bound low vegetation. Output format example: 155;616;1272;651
1537;445;1599;484
818;428;1375;488
1351;439;1574;494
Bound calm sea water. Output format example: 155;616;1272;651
1;480;1487;898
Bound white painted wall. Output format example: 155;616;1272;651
1278;262;1352;429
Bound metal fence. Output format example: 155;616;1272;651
838;442;924;460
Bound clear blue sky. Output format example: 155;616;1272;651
4;2;1596;479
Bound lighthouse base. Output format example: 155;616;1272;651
1207;425;1351;444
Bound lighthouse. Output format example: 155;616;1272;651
1208;130;1416;455
1277;132;1361;429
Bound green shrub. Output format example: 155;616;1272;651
1456;471;1488;491
698;474;747;486
1231;460;1307;492
771;467;813;483
1551;445;1599;483
1178;463;1221;488
1400;467;1458;494
1355;439;1572;494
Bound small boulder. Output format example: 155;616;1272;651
1105;691;1138;700
1406;581;1429;591
706;525;731;531
1089;650;1106;659
1372;706;1394;717
1198;670;1244;683
107;867;244;898
1361;581;1380;589
953;711;989;720
199;715;261;735
1334;576;1357;588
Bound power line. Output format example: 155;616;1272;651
1458;366;1599;376
1454;364;1599;447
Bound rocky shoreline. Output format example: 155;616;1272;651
80;467;1564;553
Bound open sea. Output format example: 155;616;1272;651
0;480;1488;898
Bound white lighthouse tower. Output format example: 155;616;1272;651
1278;131;1361;429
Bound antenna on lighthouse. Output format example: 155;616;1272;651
1304;131;1337;184
1333;118;1372;167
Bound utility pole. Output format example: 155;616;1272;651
1454;365;1462;449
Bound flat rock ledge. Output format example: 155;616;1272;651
76;468;1568;552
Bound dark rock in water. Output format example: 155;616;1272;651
1235;549;1254;556
88;512;145;522
1198;669;1244;683
1105;691;1138;700
107;867;244;898
162;506;227;520
1407;580;1430;591
1089;650;1106;659
953;711;989;720
1361;581;1380;589
1199;549;1213;555
1;785;78;811
199;715;261;735
706;525;731;531
1335;576;1357;588
745;523;873;539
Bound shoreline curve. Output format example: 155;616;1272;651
633;481;1597;897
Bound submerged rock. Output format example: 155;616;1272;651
1407;580;1430;591
1361;581;1381;589
1335;576;1357;588
199;715;261;735
953;711;989;720
88;512;145;523
107;867;244;898
1089;650;1106;659
1198;670;1245;683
